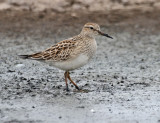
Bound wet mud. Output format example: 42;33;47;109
0;10;160;123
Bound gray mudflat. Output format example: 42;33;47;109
0;10;160;123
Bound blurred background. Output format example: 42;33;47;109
0;0;159;12
0;0;159;37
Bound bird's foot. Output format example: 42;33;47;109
65;86;70;92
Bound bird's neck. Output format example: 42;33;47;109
79;33;95;39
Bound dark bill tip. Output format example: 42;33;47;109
97;30;113;39
102;33;113;39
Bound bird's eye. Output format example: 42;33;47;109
90;27;94;30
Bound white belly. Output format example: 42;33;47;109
48;54;90;71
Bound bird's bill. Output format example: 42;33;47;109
97;30;113;39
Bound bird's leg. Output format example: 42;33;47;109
67;71;80;90
64;71;69;91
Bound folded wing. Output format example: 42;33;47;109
19;39;78;62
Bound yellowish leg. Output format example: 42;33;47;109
67;71;80;90
64;71;69;91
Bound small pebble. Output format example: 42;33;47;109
15;64;25;68
90;109;96;113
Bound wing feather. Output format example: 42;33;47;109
29;39;78;61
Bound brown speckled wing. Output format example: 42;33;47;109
29;39;78;61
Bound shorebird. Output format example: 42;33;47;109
19;22;113;91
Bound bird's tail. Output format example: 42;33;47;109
18;55;30;59
18;52;43;60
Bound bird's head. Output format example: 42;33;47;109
81;22;113;39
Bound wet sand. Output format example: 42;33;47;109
0;9;160;123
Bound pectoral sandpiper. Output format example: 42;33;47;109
19;22;113;91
